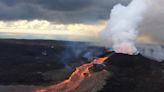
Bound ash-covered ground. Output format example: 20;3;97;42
0;39;164;92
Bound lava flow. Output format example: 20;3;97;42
37;54;113;92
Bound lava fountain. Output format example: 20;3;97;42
37;53;113;92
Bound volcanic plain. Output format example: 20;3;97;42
0;39;163;92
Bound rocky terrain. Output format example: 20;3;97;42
99;53;164;92
0;39;164;92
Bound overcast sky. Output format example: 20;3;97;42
138;0;164;44
0;0;131;23
0;0;163;44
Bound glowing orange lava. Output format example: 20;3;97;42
37;54;112;92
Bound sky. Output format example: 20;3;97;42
139;0;164;44
0;0;163;44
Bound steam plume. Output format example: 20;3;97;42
100;0;147;55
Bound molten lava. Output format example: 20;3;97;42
37;54;112;92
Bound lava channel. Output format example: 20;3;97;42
37;54;112;92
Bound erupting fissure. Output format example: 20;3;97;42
37;54;113;92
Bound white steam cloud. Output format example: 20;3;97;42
100;0;147;55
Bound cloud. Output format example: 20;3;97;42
2;0;164;45
0;0;131;23
0;20;106;41
0;20;105;32
139;0;164;44
0;0;93;11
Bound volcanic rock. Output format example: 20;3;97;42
99;53;164;92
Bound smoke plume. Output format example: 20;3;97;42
100;0;147;55
137;43;164;62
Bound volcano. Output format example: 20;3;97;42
99;53;164;92
37;52;164;92
0;39;164;92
